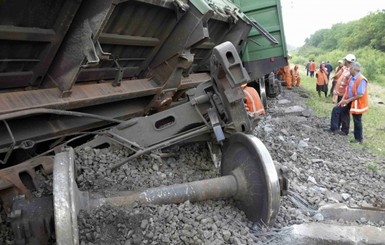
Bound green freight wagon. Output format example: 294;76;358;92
233;0;288;100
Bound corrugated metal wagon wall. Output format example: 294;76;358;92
0;0;82;89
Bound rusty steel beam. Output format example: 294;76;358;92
77;67;140;82
0;72;34;89
177;73;211;90
0;26;56;42
130;0;177;9
0;109;125;123
99;33;160;47
0;78;157;114
0;98;149;154
0;74;209;114
195;41;216;50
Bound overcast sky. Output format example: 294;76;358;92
280;0;385;47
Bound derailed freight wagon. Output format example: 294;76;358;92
0;0;288;243
234;0;288;106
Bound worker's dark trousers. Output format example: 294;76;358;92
331;103;350;134
329;81;336;97
340;102;351;135
353;114;363;142
330;105;347;132
330;106;342;131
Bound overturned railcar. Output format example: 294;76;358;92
0;0;288;244
234;0;288;104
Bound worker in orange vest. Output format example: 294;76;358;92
283;65;292;89
330;59;344;99
333;54;355;103
337;62;368;143
242;84;265;116
276;67;284;81
325;54;357;135
309;60;316;77
291;65;301;87
315;63;328;97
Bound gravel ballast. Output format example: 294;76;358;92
1;86;384;244
75;87;385;244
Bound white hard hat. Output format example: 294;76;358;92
338;60;343;63
344;54;356;62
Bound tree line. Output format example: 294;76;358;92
292;10;385;84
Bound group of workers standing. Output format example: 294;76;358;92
324;54;369;144
306;54;368;144
281;55;369;144
243;53;369;144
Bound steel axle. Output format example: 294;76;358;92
53;133;281;244
87;174;239;210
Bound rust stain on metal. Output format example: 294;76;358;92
0;75;207;114
0;78;156;113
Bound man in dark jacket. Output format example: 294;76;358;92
325;61;333;80
305;60;310;76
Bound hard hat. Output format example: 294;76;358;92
241;83;247;88
344;54;356;62
338;60;343;63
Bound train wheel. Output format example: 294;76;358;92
221;133;280;225
258;78;268;109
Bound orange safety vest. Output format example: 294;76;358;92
333;66;344;81
284;65;292;88
277;68;284;77
292;68;300;80
243;86;265;116
284;65;292;78
316;70;328;85
344;75;369;114
310;62;316;72
334;66;350;96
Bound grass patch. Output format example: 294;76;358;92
298;69;385;158
367;163;380;172
299;73;335;118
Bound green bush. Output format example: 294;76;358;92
294;11;385;84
